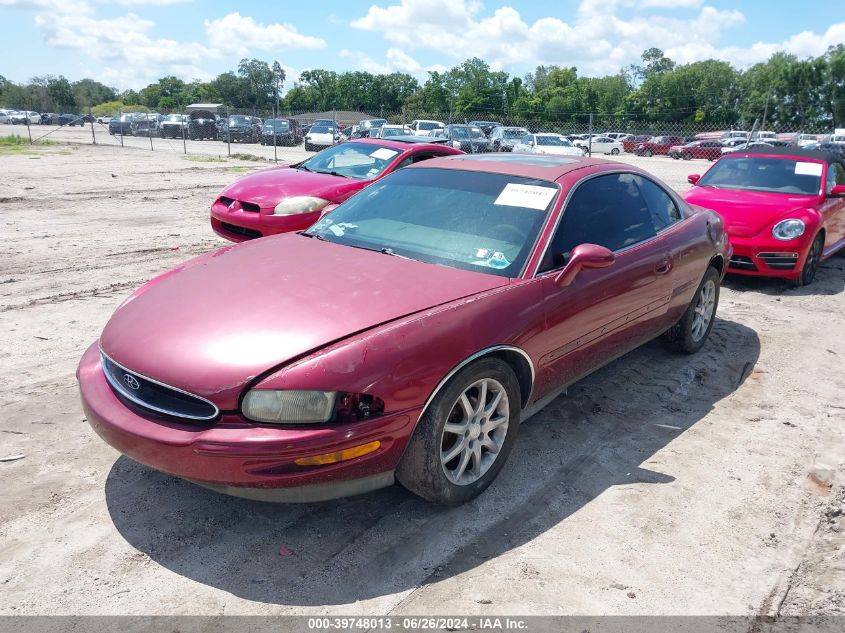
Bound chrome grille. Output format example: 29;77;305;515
758;252;798;270
100;352;219;422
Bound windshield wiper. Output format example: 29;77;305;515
297;164;313;172
343;243;409;258
301;231;327;240
312;169;350;178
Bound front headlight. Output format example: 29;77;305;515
242;390;337;424
273;196;331;216
772;218;805;241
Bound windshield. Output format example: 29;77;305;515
297;142;401;180
304;168;555;277
314;119;335;127
310;126;333;133
418;122;439;130
263;119;289;131
504;128;528;139
381;127;406;137
228;116;251;125
451;127;485;139
537;136;571;146
165;114;184;122
698;157;823;195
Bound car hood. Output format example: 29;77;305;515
683;186;819;237
99;234;507;409
219;167;364;208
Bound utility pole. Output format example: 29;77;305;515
761;91;770;132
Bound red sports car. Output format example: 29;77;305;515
634;136;684;157
668;140;723;161
79;154;729;505
684;148;845;285
210;137;462;242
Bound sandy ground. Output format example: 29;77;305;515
0;139;843;618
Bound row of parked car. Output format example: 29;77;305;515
77;131;845;508
0;109;91;126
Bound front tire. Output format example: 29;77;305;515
790;233;823;287
663;266;720;354
396;358;521;505
643;149;653;157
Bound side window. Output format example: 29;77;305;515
521;134;532;144
539;173;657;272
637;177;682;231
827;162;845;192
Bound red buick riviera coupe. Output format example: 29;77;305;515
684;149;845;285
79;154;729;505
210;138;462;242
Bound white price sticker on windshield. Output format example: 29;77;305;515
370;148;399;160
795;162;822;176
494;183;557;210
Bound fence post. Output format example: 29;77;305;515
89;107;96;146
182;108;187;155
226;105;231;157
272;102;278;163
588;113;593;156
26;117;32;145
149;113;154;151
119;110;124;148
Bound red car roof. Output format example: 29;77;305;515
410;153;627;181
345;137;453;152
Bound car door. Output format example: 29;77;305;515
535;172;676;393
822;161;845;253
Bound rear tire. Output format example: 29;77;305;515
610;148;620;155
396;358;521;505
663;266;720;354
644;149;653;157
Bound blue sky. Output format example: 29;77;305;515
1;0;843;90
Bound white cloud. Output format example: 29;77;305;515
112;0;191;6
340;46;443;76
351;0;844;76
24;8;325;89
203;12;326;55
0;0;90;12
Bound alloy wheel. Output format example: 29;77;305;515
691;280;716;342
440;378;509;486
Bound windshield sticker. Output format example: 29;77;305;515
494;183;557;210
370;148;399;161
794;162;823;177
328;224;345;237
472;251;511;270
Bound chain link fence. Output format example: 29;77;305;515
3;105;843;162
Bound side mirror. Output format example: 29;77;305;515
687;174;701;185
528;140;534;147
554;244;615;288
830;184;845;197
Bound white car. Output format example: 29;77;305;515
720;130;748;141
409;119;445;136
304;125;340;151
721;141;773;154
10;110;41;125
795;133;819;147
576;135;624;155
377;124;412;138
0;110;11;124
604;132;630;141
512;133;583;156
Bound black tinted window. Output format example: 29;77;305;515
637;177;682;231
540;173;656;272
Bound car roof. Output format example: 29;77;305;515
726;146;844;165
345;137;450;148
409;153;625;180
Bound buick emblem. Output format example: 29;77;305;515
123;373;141;391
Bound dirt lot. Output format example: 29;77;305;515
0;141;843;617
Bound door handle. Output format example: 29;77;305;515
655;256;672;275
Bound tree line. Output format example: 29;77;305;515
2;47;844;130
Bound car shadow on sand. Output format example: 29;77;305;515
722;255;844;297
105;318;760;606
